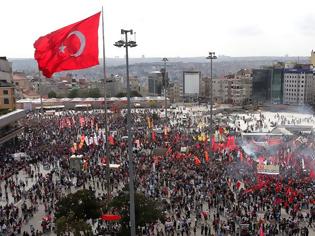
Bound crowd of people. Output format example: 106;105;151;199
0;106;314;235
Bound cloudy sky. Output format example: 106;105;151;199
1;0;315;58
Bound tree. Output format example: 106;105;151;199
148;100;157;108
68;88;79;98
48;91;57;98
109;192;166;235
130;90;142;97
55;213;92;236
55;189;101;235
78;89;89;98
115;91;142;98
152;112;159;121
115;92;127;98
88;88;101;98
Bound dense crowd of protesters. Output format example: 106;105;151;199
0;107;314;235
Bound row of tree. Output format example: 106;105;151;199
54;189;165;235
48;89;143;99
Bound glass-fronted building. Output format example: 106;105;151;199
252;69;272;104
271;68;284;104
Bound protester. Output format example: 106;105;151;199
0;107;314;235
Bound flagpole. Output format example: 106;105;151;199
101;6;111;203
38;69;44;113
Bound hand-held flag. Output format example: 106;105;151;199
34;12;101;78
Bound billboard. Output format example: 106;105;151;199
183;71;201;95
257;164;279;175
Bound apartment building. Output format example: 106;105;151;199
283;66;314;105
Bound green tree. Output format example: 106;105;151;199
152;112;159;121
88;88;101;98
115;92;127;97
78;89;89;98
48;91;57;98
68;88;79;98
55;213;92;236
115;91;142;98
148;100;157;108
130;90;142;97
55;189;101;235
109;192;165;235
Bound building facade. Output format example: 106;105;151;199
0;57;15;110
252;69;272;104
0;57;12;84
212;69;252;105
0;82;15;110
270;68;284;104
212;77;229;104
168;81;183;103
283;66;314;105
148;71;163;96
311;50;315;67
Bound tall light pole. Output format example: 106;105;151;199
114;29;137;236
206;52;217;159
162;58;168;120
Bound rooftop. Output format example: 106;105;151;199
0;109;25;129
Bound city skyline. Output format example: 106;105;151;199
2;0;315;58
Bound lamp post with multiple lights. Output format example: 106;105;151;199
114;29;137;236
206;52;217;160
162;57;168;120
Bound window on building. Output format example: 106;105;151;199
3;98;9;104
3;90;8;95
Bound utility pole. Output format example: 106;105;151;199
206;52;217;159
114;29;137;236
162;58;168;120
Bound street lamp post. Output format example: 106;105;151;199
114;29;137;236
162;58;168;120
206;52;217;159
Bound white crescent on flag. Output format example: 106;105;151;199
59;30;86;57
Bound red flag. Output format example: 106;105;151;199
275;182;281;193
34;12;100;78
239;151;244;162
108;135;115;145
204;151;209;162
194;156;201;166
236;181;241;189
100;214;121;221
259;224;264;236
273;197;283;206
219;127;224;135
268;138;281;146
152;131;157;141
310;169;315;179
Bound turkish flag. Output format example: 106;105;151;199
34;12;100;78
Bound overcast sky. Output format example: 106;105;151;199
1;0;315;58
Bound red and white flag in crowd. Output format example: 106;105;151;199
236;180;244;190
